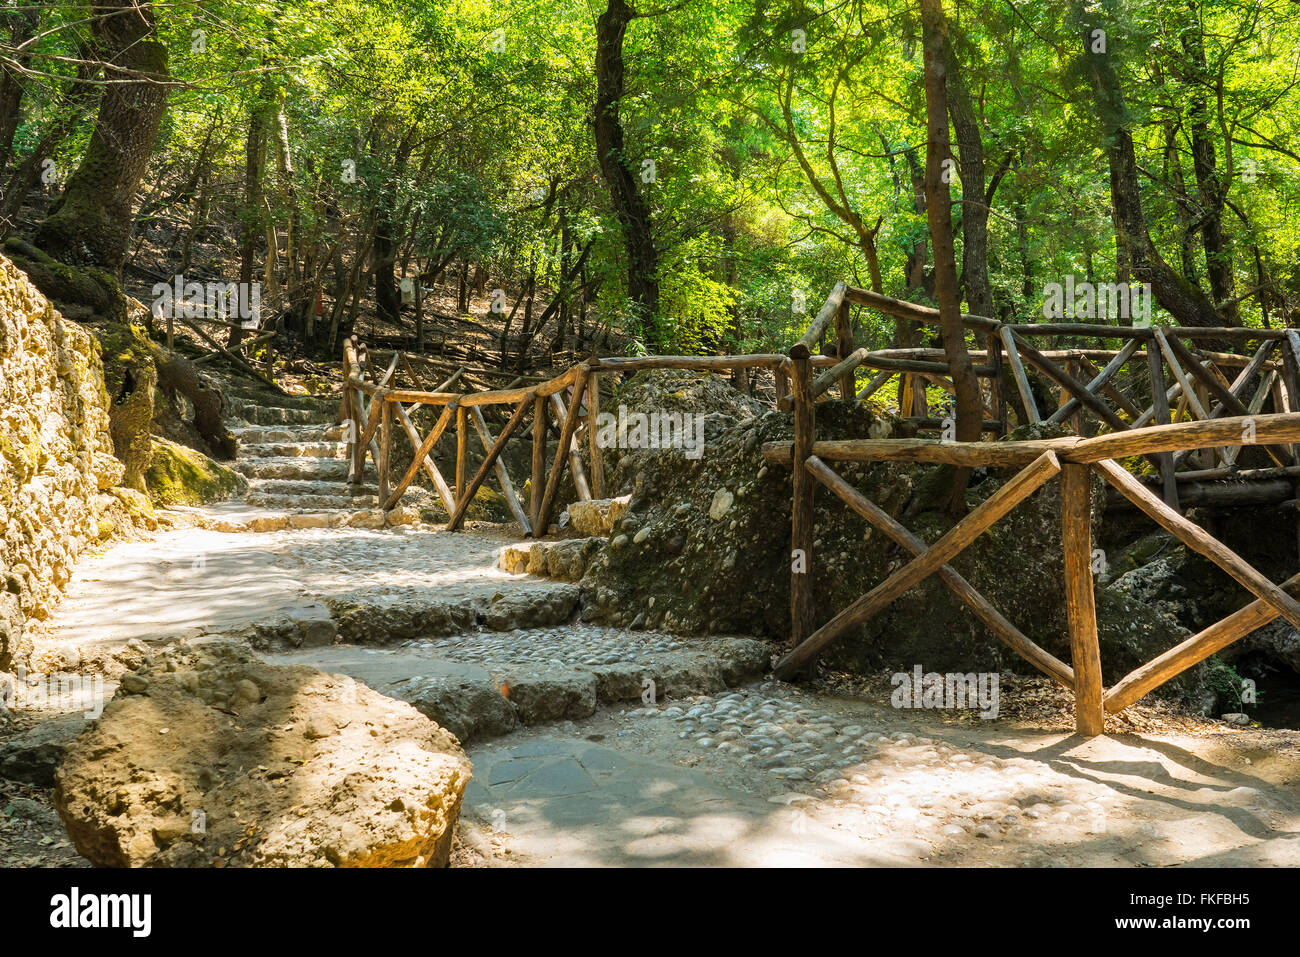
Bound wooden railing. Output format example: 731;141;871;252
340;282;1300;734
340;337;804;536
766;280;1300;734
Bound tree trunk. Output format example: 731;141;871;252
1181;13;1236;322
34;1;170;269
920;0;982;459
594;0;659;332
941;33;994;320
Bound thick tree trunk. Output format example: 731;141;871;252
941;35;994;320
920;0;982;451
594;0;659;331
1181;15;1236;322
232;80;269;346
34;1;170;269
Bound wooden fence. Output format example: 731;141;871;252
765;281;1300;734
340;280;1300;733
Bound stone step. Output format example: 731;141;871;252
240;441;347;459
564;495;632;537
192;502;423;532
231;423;347;444
223;387;338;411
229;401;334;426
235;456;354;481
499;538;604;582
245;478;380;498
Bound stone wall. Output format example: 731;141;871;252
0;254;121;669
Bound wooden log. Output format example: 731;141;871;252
377;399;392;505
789;355;816;653
536;368;590;534
774;365;789;408
805;456;1075;688
1145;339;1180;509
1005;322;1151;339
1131;381;1182;429
385;403;455;513
900;417;1003;433
1047;338;1141;426
856;369;894;402
986;332;1007;436
790;281;847;359
459;384;537;407
835;299;855;399
1066;412;1300;463
810;347;869;402
773;451;1062;680
536;365;581;398
1074;353;1146;419
1012;331;1129;432
1110;478;1293;509
392;400;455;514
1060;463;1104;735
999;326;1040;424
455;405;469;507
348;385;365;484
551;392;592;501
355;387;387;452
1106;571;1300;713
530;394;547;532
470;405;532;533
589;353;786;372
1095;458;1300;632
447;398;532;530
587;371;604;499
762;436;1074;469
1154;328;1210;420
842;285;1000;332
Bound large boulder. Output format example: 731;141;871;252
54;642;471;867
144;436;247;506
578;371;1209;705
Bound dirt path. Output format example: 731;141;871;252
458;683;1300;867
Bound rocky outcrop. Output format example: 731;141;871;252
145;436;248;506
576;371;1208;705
54;642;471;867
0;254;121;669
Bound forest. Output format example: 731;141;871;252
2;0;1295;369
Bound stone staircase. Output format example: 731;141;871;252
184;385;437;532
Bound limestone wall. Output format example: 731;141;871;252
0;254;121;669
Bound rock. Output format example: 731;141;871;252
144;436;247;507
0;713;89;786
566;496;631;536
491;665;597;724
708;489;734;519
54;642;471;867
1220;712;1250;726
405;671;517;744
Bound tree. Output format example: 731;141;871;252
35;0;171;269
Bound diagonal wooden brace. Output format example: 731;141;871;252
772;450;1062;680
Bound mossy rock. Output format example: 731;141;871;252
94;321;157;491
145;437;247;507
3;237;126;322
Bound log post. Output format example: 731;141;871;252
455;404;469;507
774;365;789;410
835;299;855;399
986;332;1007;436
377;399;392;506
790;354;816;654
588;371;604;499
1061;462;1104;736
530;394;547;533
1146;341;1180;510
537;367;590;534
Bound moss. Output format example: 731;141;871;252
144;437;247;507
3;238;125;321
